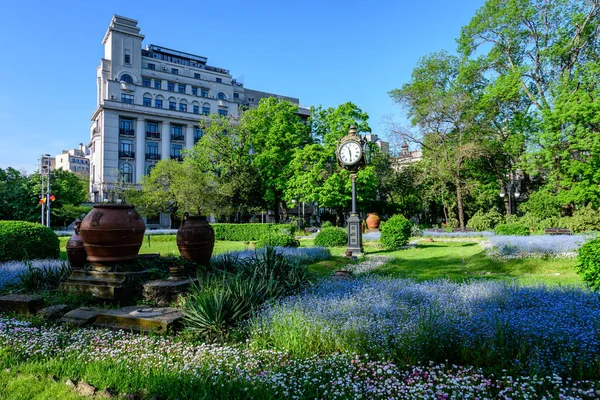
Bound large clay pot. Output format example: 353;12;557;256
66;219;87;270
366;213;381;231
177;215;215;267
79;204;145;271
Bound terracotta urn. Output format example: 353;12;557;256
177;215;215;267
66;219;87;270
366;213;381;230
79;204;145;271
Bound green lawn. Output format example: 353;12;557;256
371;240;582;286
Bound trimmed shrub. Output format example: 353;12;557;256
467;209;504;232
314;227;347;247
211;223;295;241
577;238;600;290
321;221;333;229
255;233;300;248
380;215;412;249
494;223;530;236
0;221;60;261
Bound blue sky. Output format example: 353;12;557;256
0;0;484;173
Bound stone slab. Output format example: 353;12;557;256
60;269;154;301
143;278;198;306
0;294;43;314
37;304;69;320
93;306;183;334
59;307;104;326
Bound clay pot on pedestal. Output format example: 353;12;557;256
177;215;215;268
366;213;381;231
79;204;146;271
66;219;87;270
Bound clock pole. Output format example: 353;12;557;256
346;172;363;255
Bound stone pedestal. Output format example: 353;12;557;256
0;294;43;314
143;278;198;306
60;269;153;301
347;214;363;255
93;305;183;334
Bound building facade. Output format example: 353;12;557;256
89;15;308;206
55;144;90;177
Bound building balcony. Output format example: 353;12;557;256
146;131;161;139
170;154;183;161
171;134;185;141
119;150;135;158
120;128;135;136
146;153;161;161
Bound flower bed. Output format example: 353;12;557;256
213;247;331;266
423;230;495;238
0;259;65;290
484;234;589;257
0;316;597;399
250;277;600;378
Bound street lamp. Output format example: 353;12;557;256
40;154;51;227
500;180;521;216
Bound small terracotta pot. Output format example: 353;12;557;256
366;213;381;230
79;204;145;271
177;215;215;267
66;219;87;270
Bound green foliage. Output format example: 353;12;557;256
518;213;560;232
494;223;530;236
321;221;333;229
9;262;70;293
577;238;600;290
0;221;59;261
466;209;504;231
211;223;294;241
558;205;600;233
256;233;300;249
380;215;412;249
519;189;563;220
314;227;347;247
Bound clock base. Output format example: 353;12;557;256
346;214;363;255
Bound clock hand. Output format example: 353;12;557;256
347;147;352;159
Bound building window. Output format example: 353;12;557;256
171;125;184;141
193;105;199;114
119;163;133;183
146;142;159;160
216;77;222;83
218;109;228;117
178;84;186;93
143;97;151;107
233;93;239;99
217;92;226;100
154;79;161;89
179;103;187;112
119;140;134;158
171;68;179;75
121;94;134;104
146;122;160;139
194;73;201;79
119;118;134;135
191;87;198;96
201;89;208;97
124;54;131;64
168;82;175;92
147;63;156;70
142;78;151;87
171;145;183;161
147;164;155;175
155;99;163;108
202;105;210;115
194;128;203;143
120;74;133;84
169;101;176;110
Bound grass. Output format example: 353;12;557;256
372;240;582;286
0;370;88;400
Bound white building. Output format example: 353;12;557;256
55;144;90;177
90;15;309;208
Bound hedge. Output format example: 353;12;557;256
256;233;300;248
577;238;600;290
314;227;347;247
0;221;60;261
494;223;530;236
380;215;412;250
211;223;295;241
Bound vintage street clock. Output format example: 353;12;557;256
336;126;367;255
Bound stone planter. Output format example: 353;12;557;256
66;219;87;270
177;215;215;267
366;213;381;231
79;204;145;271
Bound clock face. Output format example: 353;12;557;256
338;141;363;166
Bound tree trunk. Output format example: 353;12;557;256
280;200;288;222
455;177;465;230
273;197;280;224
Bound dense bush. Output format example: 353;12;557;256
314;227;347;247
494;223;530;236
255;233;300;248
0;221;60;261
561;205;600;233
380;215;412;249
467;209;504;231
518;212;560;232
577;238;600;290
321;221;333;228
211;223;294;241
519;189;562;219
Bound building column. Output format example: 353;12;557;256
161;121;171;161
185;124;194;150
135;118;145;183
